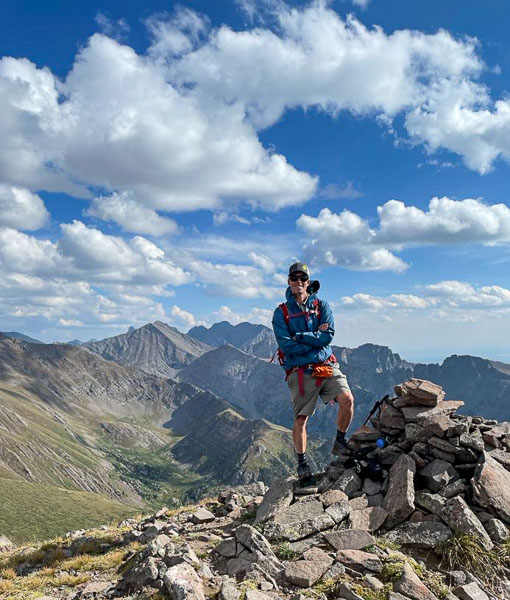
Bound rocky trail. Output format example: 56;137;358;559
2;378;510;600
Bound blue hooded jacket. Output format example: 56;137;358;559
272;287;335;369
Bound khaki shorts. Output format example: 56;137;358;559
287;364;351;418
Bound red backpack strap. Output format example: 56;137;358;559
279;302;290;326
313;298;321;322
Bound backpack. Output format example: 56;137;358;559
275;298;321;366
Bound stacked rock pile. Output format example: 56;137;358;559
218;378;510;600
4;379;510;600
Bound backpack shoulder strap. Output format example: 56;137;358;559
279;302;290;326
313;298;321;321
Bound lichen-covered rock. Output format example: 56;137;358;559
417;459;459;493
349;507;388;532
401;401;464;423
235;524;275;558
395;379;445;406
442;496;493;551
484;518;509;543
325;500;351;524
263;499;335;541
215;538;237;558
244;590;275;600
335;549;383;573
452;581;490;600
320;489;348;507
335;582;366;599
414;491;448;517
382;522;451;549
323;529;375;551
379;403;406;430
349;495;369;510
163;563;205;600
420;414;454;438
332;468;362;497
284;547;333;588
393;562;439;600
459;431;485;454
189;508;215;524
219;578;241;600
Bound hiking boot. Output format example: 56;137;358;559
297;461;312;480
332;437;349;456
297;462;316;487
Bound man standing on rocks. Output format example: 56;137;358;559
272;262;354;484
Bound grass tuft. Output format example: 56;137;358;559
351;582;392;600
438;533;502;585
274;541;300;561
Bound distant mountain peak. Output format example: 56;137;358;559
0;331;43;344
188;320;275;359
84;321;212;377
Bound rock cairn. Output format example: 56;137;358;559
4;379;510;600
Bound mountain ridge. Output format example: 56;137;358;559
85;321;212;378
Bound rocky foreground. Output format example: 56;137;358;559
2;378;510;600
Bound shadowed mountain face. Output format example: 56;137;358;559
85;321;212;378
176;343;412;435
188;321;276;359
413;355;510;422
177;339;510;434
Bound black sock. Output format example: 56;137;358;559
297;452;308;465
336;430;346;442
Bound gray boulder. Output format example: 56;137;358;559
163;563;205;600
254;477;294;525
442;496;493;551
472;452;510;526
382;522;451;549
383;454;416;528
417;459;459;492
263;498;335;542
394;562;439;600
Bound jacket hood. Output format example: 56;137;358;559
285;286;318;306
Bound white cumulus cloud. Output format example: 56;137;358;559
297;207;408;272
170;304;201;328
378;197;510;245
86;192;179;236
1;0;510;222
298;197;510;271
0;185;49;230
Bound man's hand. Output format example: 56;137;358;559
318;323;329;331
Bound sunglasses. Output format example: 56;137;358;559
289;275;309;282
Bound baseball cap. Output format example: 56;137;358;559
288;262;310;277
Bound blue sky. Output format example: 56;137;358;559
1;0;510;363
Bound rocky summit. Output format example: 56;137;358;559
2;378;510;600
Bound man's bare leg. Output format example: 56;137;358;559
332;390;354;456
293;415;314;483
293;415;308;453
336;390;354;432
